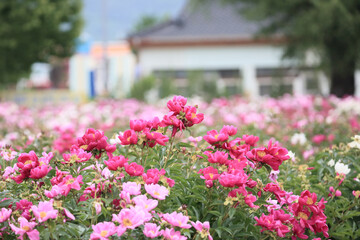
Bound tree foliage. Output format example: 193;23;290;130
221;0;360;97
0;0;83;86
131;14;169;33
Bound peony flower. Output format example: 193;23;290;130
162;228;187;240
334;161;350;175
122;182;141;195
57;175;83;196
143;223;162;238
31;200;58;223
29;165;52;179
145;184;169;200
44;185;62;199
112;206;148;229
130;119;147;132
0;208;12;222
132;195;158;211
62;147;92;164
191;221;213;240
118;130;138;145
162;211;191;229
10;217;39;240
104;155;128;171
124;162;144;176
90;222;117;240
327;159;335;167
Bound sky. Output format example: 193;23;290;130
81;0;186;42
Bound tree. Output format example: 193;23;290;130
131;14;169;33
0;0;83;86
222;0;360;97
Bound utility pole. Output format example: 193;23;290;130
102;0;109;95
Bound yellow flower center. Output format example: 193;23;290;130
123;218;132;227
22;226;31;231
209;173;214;179
67;179;75;185
40;211;47;218
257;151;266;158
191;113;197;119
100;230;108;237
25;160;32;165
214;134;219;140
178;220;182;226
354;190;360;198
70;155;79;162
80;145;88;150
154;191;160;196
306;198;314;205
298;212;308;220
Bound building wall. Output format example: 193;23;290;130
69;41;136;99
138;44;296;97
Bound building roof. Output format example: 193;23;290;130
128;0;284;48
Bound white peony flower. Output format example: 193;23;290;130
290;133;307;145
334;161;351;175
327;159;335;167
288;151;296;162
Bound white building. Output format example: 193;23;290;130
128;0;359;98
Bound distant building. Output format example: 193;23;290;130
128;0;333;97
69;41;135;98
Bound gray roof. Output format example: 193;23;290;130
128;0;263;43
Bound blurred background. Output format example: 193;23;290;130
1;0;360;105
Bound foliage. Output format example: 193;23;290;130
1;95;360;239
131;14;170;34
0;0;83;85
129;75;156;101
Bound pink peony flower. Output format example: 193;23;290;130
57;175;83;196
62;146;92;164
104;155;128;171
90;222;117;240
112;206;148;229
143;223;162;238
162;228;187;240
0;208;12;222
167;95;187;114
122;182;141;195
118;130;138;145
130;119;147;132
45;185;62;199
10;217;39;240
31;200;58;223
124;162;144;176
191;221;213;240
132;195;158;211
162;211;191;229
203;129;228;145
145;184;169;200
29;165;52;179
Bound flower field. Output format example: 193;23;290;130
0;95;359;239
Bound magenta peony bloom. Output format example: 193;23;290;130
29;165;52;179
104;155;128;171
118;130;138;145
124;162;144;176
